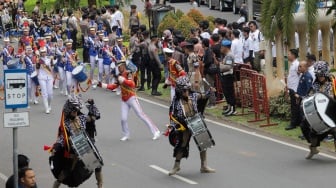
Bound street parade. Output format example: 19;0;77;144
2;0;336;187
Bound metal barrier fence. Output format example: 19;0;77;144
234;65;277;127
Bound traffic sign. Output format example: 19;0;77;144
3;112;30;128
4;69;28;109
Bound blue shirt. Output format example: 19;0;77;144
24;55;35;75
297;71;313;97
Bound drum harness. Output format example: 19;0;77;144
39;57;53;75
170;97;197;132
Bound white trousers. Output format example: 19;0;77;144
38;75;53;101
27;77;38;102
66;71;78;95
57;66;67;92
89;55;98;79
103;64;111;83
120;96;159;137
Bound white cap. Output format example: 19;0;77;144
39;47;47;52
163;48;174;54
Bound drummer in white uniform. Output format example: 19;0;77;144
55;38;67;95
23;45;39;106
1;37;14;70
36;46;54;114
63;39;78;96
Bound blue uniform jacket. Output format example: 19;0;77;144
297;71;313;97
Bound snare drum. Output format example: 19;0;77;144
185;113;215;151
72;65;88;83
70;131;104;171
30;71;39;86
126;59;137;73
7;58;21;69
302;92;336;134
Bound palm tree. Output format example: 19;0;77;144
260;0;292;93
260;0;324;95
327;0;336;67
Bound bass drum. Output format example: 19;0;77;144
49;153;92;187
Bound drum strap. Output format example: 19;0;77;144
170;115;186;131
77;80;92;93
60;112;71;156
180;99;195;118
40;58;52;75
120;84;135;96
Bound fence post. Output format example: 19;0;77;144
238;67;256;115
248;73;278;127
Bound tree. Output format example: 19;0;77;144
260;0;322;96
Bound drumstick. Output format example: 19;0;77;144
202;78;211;87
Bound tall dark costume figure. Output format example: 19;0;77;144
167;76;216;175
48;96;103;188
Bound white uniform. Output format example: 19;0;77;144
231;38;243;64
38;56;53;113
287;59;300;92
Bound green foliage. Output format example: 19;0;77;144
305;0;318;36
158;17;178;37
186;8;205;24
206;16;215;32
175;15;198;39
175;9;184;20
162;11;179;21
269;90;291;120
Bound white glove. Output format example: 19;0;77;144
102;83;107;89
118;76;125;84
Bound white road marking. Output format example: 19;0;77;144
0;172;8;181
138;97;336;160
149;165;198;185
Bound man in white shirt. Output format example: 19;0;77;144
231;29;243;64
242;27;253;65
286;49;301;130
113;5;124;37
248;21;263;72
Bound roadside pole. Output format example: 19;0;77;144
3;69;29;188
248;0;253;21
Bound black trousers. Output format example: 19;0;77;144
70;30;77;51
140;54;151;88
289;90;301;127
151;62;161;92
82;35;89;63
220;74;235;106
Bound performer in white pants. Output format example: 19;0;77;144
97;60;161;141
97;32;104;82
64;39;78;96
55;39;67;95
101;37;113;84
86;27;99;82
37;47;53;114
23;45;39;105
